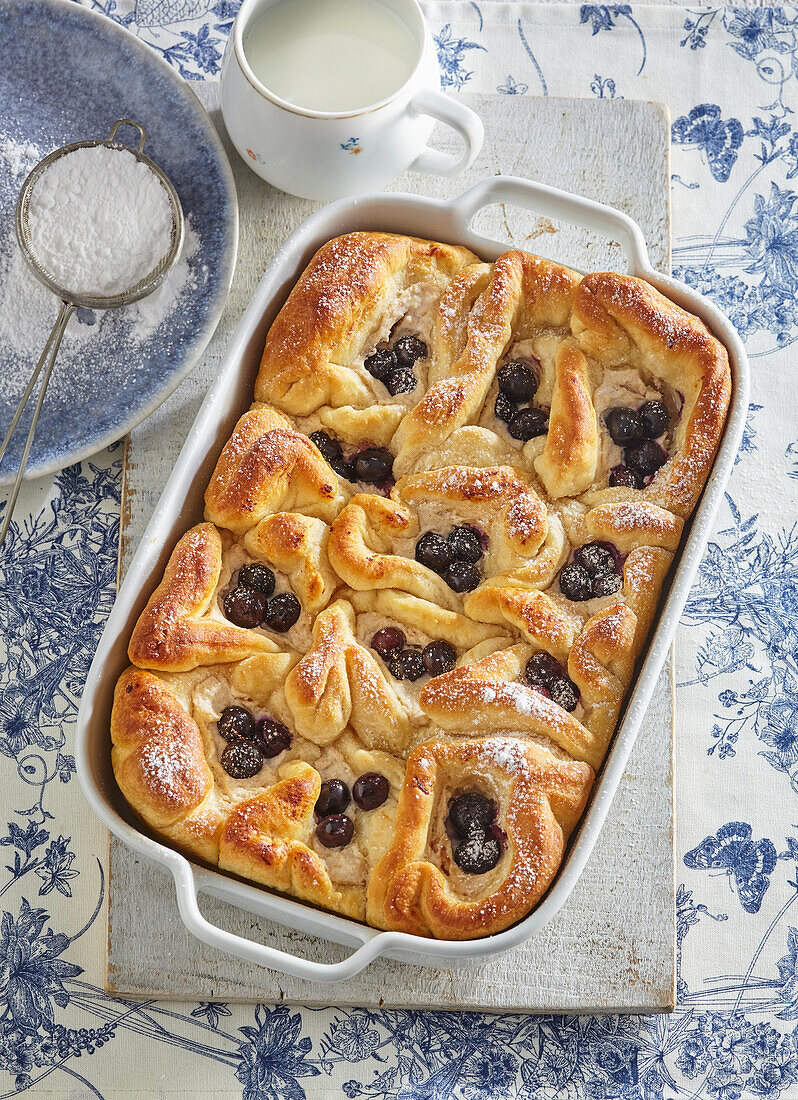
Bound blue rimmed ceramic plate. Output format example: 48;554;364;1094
0;0;237;483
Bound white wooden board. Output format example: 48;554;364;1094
107;92;675;1013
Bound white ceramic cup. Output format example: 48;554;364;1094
220;0;484;200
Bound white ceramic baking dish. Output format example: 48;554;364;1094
76;176;749;983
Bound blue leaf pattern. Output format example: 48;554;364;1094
2;4;798;1097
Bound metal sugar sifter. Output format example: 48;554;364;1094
0;118;184;547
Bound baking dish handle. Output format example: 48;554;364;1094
173;864;392;982
449;175;651;274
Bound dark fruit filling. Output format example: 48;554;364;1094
493;355;547;441
448;791;495;837
574;542;616;577
605;407;642;446
523;651;562;690
218;704;256;742
354;447;393;484
353;772;390;810
549;677;580;712
363;348;395;382
624;438;667;476
220;739;263;779
497;359;539;404
446;791;501;875
237;563;276;597
370;626;406;658
316;813;354;848
263;592;302;633
445;560;481;593
639;399;669;439
415;531;451;574
388;647;426;682
494;391;515;424
454;833;502;875
256;717;292;758
609;464;643;489
394;335;427;369
315;778;350;818
558;562;593;602
385;368;417;396
508;407;549;442
309;429;343;464
223;586;269;629
422;639;457;676
415;525;484;592
560;541;623;601
364;334;426;395
447;525;483;565
332;457;357;483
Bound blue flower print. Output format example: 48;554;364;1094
469;1043;518;1098
591;75;620;98
33;837;77;898
579;5;646;74
434;24;485;90
497;75;528;95
724;8;778;61
759;696;798;777
0;898;82;1032
671;105;744;183
775;927;798;1019
743;184;798;295
236;1005;319;1100
684;822;777;914
0;823;48;861
326;1013;380;1060
191;1001;232;1029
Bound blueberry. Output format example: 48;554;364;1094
331;457;357;482
238;563;276;597
364;348;396;381
445;560;481;593
609;464;643;489
385;368;417;396
397;647;425;682
523;652;562;689
315;778;350;818
394;335;428;368
639;399;669;439
549;676;580;712
508;407;549;441
497;359;538;403
454;834;501;874
223;585;268;628
371;626;406;658
574;542;616;578
494;392;516;424
218;705;256;742
415;531;451;575
352;772;390;810
256;717;292;758
558;563;593;602
354;447;393;484
263;592;301;632
387;655;406;681
448;792;494;837
624;439;667;475
593;572;623;599
316;813;354;848
422;639;457;676
309;430;342;464
220;739;263;779
447;525;483;564
605;407;642;447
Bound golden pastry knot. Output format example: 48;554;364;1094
253;232;480;449
367;736;593;938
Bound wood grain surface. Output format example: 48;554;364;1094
107;91;676;1013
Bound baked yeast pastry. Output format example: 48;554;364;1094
112;232;731;939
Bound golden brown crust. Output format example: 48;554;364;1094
113;230;732;939
367;738;593;938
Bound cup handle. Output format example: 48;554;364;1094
408;89;484;177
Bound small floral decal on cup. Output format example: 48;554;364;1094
246;148;264;164
340;137;362;155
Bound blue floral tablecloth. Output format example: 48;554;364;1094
2;2;798;1097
